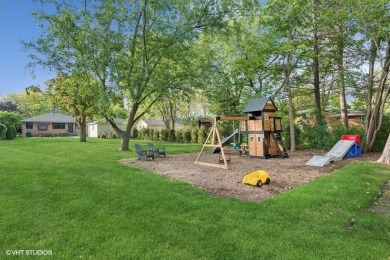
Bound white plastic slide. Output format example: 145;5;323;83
306;140;355;167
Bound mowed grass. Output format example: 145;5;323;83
0;138;389;259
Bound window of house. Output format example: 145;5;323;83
257;136;261;142
26;122;33;129
264;113;269;120
38;124;48;131
250;136;254;142
52;123;65;129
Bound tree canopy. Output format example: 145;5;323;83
17;0;390;153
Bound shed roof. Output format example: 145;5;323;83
242;97;277;113
21;113;75;123
198;118;213;123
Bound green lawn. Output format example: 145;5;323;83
1;138;389;259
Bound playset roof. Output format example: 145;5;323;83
242;97;277;113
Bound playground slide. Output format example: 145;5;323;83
212;129;239;154
306;140;355;167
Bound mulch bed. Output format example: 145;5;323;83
121;150;381;201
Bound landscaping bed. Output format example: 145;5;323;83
121;150;381;201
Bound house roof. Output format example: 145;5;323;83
242;97;277;113
142;119;167;126
141;119;182;126
21;113;75;123
347;110;365;116
87;118;126;125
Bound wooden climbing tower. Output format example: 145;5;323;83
242;97;289;158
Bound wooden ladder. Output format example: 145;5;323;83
270;132;289;158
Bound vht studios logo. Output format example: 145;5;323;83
5;250;52;256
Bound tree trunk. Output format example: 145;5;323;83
364;39;390;153
79;122;87;142
284;50;296;152
377;133;390;164
336;25;348;128
77;115;87;142
120;133;130;151
364;39;378;133
312;0;322;125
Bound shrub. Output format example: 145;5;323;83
175;130;183;143
149;129;155;140
0;123;7;140
143;128;151;140
160;129;169;142
198;126;208;144
10;125;17;139
299;122;333;150
0;111;22;127
132;128;139;139
168;129;175;142
283;123;302;150
372;114;390;152
5;124;15;140
331;123;366;150
152;129;160;141
183;129;192;143
138;128;145;139
191;127;198;143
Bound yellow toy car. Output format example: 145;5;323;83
242;170;271;187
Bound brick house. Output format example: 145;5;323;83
21;113;79;137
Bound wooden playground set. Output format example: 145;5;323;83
194;96;289;169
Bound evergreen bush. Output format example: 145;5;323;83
138;128;145;139
183;129;192;143
5;124;13;140
160;129;169;142
168;129;175;142
10;125;17;139
149;129;155;140
198;126;207;144
175;130;183;143
191;127;198;143
132;128;139;139
0;123;7;140
152;129;160;141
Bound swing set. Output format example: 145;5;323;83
194;97;289;170
194;116;249;169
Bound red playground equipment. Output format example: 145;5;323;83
341;134;362;158
306;134;362;167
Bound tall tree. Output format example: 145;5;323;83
47;73;99;142
25;0;225;151
353;0;390;152
10;86;51;117
311;0;323;124
0;100;18;112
